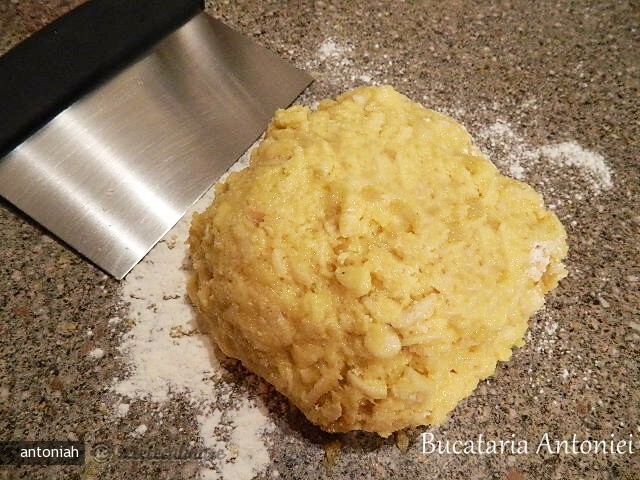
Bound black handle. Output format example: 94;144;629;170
0;0;204;157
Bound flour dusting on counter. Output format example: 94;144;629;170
476;119;613;195
537;142;613;190
303;37;377;86
88;347;105;360
113;146;273;479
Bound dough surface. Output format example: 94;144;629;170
188;86;567;436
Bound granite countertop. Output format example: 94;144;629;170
1;1;638;479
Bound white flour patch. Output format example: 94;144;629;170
88;348;104;360
197;409;223;450
537;142;612;190
475;119;613;195
113;143;274;479
303;37;377;87
198;398;273;480
131;424;148;438
317;38;349;62
116;403;130;418
222;400;272;479
476;120;535;181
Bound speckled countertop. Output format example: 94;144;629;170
0;1;638;479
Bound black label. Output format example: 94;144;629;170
0;441;84;465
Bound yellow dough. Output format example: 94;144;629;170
187;86;568;436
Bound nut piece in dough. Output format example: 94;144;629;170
188;86;568;436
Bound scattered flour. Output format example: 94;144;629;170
112;227;218;403
476;120;535;180
131;424;148;438
88;348;104;360
116;403;130;418
537;142;613;190
196;409;223;450
544;320;559;337
221;402;271;480
113;144;274;479
304;37;376;87
317;38;349;62
198;399;273;480
476;120;613;194
527;308;562;357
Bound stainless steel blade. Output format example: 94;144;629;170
0;13;312;279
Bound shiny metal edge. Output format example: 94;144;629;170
0;13;312;279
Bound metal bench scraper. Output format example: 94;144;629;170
0;0;312;279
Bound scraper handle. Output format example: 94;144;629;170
0;0;204;158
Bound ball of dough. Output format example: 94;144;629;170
187;86;567;436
